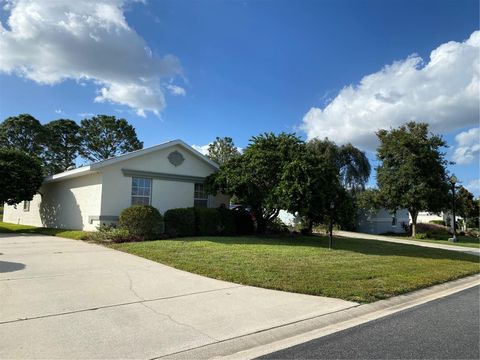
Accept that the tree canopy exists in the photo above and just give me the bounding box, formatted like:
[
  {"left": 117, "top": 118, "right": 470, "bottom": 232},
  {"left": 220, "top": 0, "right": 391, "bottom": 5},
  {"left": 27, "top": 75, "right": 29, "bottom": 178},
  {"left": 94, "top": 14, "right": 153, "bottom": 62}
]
[
  {"left": 0, "top": 114, "right": 45, "bottom": 157},
  {"left": 0, "top": 148, "right": 43, "bottom": 205},
  {"left": 207, "top": 136, "right": 240, "bottom": 165},
  {"left": 207, "top": 133, "right": 302, "bottom": 232},
  {"left": 376, "top": 122, "right": 450, "bottom": 236},
  {"left": 79, "top": 115, "right": 143, "bottom": 162},
  {"left": 307, "top": 138, "right": 371, "bottom": 191},
  {"left": 43, "top": 119, "right": 81, "bottom": 174},
  {"left": 455, "top": 186, "right": 478, "bottom": 229}
]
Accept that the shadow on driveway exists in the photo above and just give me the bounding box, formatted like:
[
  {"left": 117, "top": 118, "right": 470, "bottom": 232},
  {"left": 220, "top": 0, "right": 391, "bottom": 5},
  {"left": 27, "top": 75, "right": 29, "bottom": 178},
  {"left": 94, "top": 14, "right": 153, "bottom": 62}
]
[{"left": 0, "top": 260, "right": 25, "bottom": 273}]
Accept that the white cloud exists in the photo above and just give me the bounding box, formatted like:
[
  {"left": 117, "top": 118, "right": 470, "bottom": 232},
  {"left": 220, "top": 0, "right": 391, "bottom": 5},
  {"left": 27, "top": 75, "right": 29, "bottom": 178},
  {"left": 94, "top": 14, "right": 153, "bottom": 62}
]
[
  {"left": 54, "top": 109, "right": 66, "bottom": 116},
  {"left": 302, "top": 31, "right": 480, "bottom": 150},
  {"left": 466, "top": 179, "right": 480, "bottom": 197},
  {"left": 191, "top": 144, "right": 211, "bottom": 155},
  {"left": 452, "top": 127, "right": 480, "bottom": 165},
  {"left": 0, "top": 0, "right": 182, "bottom": 116},
  {"left": 166, "top": 84, "right": 186, "bottom": 96}
]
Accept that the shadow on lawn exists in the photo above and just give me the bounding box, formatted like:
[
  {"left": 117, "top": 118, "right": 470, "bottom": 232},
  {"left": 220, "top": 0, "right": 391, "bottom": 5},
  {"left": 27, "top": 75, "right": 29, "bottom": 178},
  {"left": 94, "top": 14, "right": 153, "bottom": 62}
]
[{"left": 166, "top": 235, "right": 480, "bottom": 263}]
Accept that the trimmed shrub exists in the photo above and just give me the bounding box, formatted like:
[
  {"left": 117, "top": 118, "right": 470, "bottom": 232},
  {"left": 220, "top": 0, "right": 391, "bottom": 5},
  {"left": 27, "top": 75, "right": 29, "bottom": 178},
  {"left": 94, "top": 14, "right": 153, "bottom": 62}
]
[
  {"left": 164, "top": 208, "right": 196, "bottom": 237},
  {"left": 195, "top": 208, "right": 221, "bottom": 236},
  {"left": 232, "top": 209, "right": 255, "bottom": 235},
  {"left": 217, "top": 207, "right": 236, "bottom": 235},
  {"left": 415, "top": 232, "right": 428, "bottom": 239},
  {"left": 416, "top": 223, "right": 450, "bottom": 236},
  {"left": 119, "top": 205, "right": 163, "bottom": 240},
  {"left": 89, "top": 225, "right": 141, "bottom": 243}
]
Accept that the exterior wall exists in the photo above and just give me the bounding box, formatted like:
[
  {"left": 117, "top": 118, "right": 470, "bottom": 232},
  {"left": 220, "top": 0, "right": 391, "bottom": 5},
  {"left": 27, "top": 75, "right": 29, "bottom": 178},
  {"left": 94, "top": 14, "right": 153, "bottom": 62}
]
[
  {"left": 3, "top": 173, "right": 102, "bottom": 231},
  {"left": 356, "top": 208, "right": 410, "bottom": 235},
  {"left": 99, "top": 144, "right": 220, "bottom": 218},
  {"left": 3, "top": 143, "right": 228, "bottom": 231},
  {"left": 416, "top": 212, "right": 444, "bottom": 224}
]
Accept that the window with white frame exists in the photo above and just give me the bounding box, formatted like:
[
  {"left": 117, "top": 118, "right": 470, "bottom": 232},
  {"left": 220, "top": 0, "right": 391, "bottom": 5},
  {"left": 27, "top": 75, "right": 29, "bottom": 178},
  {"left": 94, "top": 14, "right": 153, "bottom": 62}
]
[
  {"left": 194, "top": 183, "right": 208, "bottom": 208},
  {"left": 23, "top": 200, "right": 30, "bottom": 212},
  {"left": 131, "top": 177, "right": 152, "bottom": 205}
]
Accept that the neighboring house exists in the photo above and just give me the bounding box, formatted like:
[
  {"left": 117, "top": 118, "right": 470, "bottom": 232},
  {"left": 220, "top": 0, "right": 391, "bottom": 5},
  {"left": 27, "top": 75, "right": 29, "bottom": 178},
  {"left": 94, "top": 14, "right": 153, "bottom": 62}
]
[
  {"left": 415, "top": 211, "right": 444, "bottom": 224},
  {"left": 356, "top": 208, "right": 410, "bottom": 235},
  {"left": 3, "top": 140, "right": 229, "bottom": 231}
]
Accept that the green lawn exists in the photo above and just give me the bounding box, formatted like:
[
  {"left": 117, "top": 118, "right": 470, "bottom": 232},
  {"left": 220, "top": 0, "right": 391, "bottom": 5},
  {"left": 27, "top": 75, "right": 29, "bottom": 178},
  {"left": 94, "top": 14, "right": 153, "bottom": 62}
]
[
  {"left": 384, "top": 233, "right": 480, "bottom": 249},
  {"left": 0, "top": 221, "right": 91, "bottom": 240},
  {"left": 111, "top": 235, "right": 480, "bottom": 303}
]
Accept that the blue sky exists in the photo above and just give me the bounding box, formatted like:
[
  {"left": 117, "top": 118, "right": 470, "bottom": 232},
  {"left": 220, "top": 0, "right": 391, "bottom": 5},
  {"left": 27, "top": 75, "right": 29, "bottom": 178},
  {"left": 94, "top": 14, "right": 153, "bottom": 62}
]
[{"left": 0, "top": 0, "right": 478, "bottom": 194}]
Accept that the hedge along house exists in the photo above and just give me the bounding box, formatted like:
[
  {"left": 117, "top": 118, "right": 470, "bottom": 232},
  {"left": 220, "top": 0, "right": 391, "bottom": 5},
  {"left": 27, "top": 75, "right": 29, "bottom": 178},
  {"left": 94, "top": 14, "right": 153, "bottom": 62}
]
[{"left": 3, "top": 140, "right": 229, "bottom": 231}]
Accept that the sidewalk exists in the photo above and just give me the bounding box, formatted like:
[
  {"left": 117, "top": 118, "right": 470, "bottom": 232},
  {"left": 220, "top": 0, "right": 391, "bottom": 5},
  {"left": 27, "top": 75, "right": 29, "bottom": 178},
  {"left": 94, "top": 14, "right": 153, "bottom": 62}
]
[{"left": 334, "top": 230, "right": 480, "bottom": 256}]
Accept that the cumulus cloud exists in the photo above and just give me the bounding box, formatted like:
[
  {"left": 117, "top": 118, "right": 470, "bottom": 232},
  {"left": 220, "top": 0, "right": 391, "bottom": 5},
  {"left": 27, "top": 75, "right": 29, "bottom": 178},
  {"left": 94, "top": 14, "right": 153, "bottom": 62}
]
[
  {"left": 302, "top": 31, "right": 480, "bottom": 150},
  {"left": 452, "top": 127, "right": 480, "bottom": 165},
  {"left": 166, "top": 84, "right": 186, "bottom": 96},
  {"left": 191, "top": 144, "right": 211, "bottom": 155},
  {"left": 466, "top": 179, "right": 480, "bottom": 196},
  {"left": 0, "top": 0, "right": 183, "bottom": 116}
]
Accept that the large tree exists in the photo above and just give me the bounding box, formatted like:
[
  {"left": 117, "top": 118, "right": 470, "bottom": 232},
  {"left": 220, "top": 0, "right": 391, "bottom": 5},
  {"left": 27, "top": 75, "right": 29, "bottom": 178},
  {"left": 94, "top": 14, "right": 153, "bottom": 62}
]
[
  {"left": 376, "top": 122, "right": 450, "bottom": 237},
  {"left": 43, "top": 119, "right": 81, "bottom": 174},
  {"left": 207, "top": 136, "right": 240, "bottom": 165},
  {"left": 0, "top": 148, "right": 43, "bottom": 205},
  {"left": 79, "top": 115, "right": 143, "bottom": 162},
  {"left": 307, "top": 139, "right": 371, "bottom": 191},
  {"left": 206, "top": 133, "right": 304, "bottom": 233},
  {"left": 455, "top": 186, "right": 477, "bottom": 230},
  {"left": 0, "top": 114, "right": 45, "bottom": 157}
]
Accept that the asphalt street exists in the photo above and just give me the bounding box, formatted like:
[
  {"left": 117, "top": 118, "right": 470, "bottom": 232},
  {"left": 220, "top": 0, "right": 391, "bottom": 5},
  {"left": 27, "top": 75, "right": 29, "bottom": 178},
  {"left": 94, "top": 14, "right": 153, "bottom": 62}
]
[{"left": 259, "top": 285, "right": 480, "bottom": 360}]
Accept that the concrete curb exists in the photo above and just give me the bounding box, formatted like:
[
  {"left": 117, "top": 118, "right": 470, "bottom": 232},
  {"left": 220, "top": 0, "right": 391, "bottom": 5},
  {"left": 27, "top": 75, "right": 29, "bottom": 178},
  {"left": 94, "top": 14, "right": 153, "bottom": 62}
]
[{"left": 159, "top": 274, "right": 480, "bottom": 360}]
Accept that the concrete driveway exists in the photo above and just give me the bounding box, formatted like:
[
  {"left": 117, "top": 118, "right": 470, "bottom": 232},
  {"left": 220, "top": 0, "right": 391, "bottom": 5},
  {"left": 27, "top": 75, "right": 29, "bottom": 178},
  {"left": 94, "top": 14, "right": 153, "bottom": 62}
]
[{"left": 0, "top": 233, "right": 356, "bottom": 359}]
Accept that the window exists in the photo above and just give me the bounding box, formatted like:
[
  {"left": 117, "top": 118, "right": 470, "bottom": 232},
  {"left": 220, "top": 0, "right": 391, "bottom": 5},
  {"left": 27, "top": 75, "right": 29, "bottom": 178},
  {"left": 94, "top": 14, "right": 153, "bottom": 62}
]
[
  {"left": 392, "top": 215, "right": 397, "bottom": 226},
  {"left": 194, "top": 183, "right": 208, "bottom": 208},
  {"left": 23, "top": 200, "right": 30, "bottom": 212},
  {"left": 131, "top": 177, "right": 152, "bottom": 205}
]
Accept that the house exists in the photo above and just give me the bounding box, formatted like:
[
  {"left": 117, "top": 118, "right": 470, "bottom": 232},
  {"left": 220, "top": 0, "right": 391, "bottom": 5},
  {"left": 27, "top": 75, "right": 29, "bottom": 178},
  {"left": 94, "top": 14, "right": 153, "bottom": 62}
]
[
  {"left": 3, "top": 140, "right": 229, "bottom": 231},
  {"left": 356, "top": 208, "right": 410, "bottom": 235}
]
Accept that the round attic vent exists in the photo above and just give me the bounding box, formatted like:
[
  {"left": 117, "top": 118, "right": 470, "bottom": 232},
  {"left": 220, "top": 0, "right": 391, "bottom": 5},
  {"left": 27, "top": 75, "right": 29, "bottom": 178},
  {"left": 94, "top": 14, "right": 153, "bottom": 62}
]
[{"left": 168, "top": 150, "right": 185, "bottom": 166}]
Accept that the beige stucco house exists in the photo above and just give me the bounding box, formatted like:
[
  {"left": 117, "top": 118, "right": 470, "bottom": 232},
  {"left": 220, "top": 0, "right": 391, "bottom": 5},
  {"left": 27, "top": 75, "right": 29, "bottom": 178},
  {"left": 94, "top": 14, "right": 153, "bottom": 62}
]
[{"left": 3, "top": 140, "right": 229, "bottom": 231}]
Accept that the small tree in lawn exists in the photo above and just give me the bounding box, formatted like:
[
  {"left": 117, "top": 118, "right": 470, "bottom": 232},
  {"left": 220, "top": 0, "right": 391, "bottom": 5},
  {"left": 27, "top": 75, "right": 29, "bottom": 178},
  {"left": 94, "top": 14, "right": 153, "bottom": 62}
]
[
  {"left": 0, "top": 148, "right": 43, "bottom": 205},
  {"left": 455, "top": 186, "right": 477, "bottom": 230},
  {"left": 206, "top": 133, "right": 304, "bottom": 233},
  {"left": 43, "top": 119, "right": 81, "bottom": 174},
  {"left": 376, "top": 122, "right": 450, "bottom": 237},
  {"left": 79, "top": 115, "right": 143, "bottom": 162},
  {"left": 307, "top": 138, "right": 371, "bottom": 192},
  {"left": 207, "top": 136, "right": 240, "bottom": 165}
]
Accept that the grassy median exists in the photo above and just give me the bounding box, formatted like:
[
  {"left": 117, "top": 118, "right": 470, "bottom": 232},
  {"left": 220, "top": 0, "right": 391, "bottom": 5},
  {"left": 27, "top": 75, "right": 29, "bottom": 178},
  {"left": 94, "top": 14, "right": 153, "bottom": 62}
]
[{"left": 110, "top": 235, "right": 480, "bottom": 303}]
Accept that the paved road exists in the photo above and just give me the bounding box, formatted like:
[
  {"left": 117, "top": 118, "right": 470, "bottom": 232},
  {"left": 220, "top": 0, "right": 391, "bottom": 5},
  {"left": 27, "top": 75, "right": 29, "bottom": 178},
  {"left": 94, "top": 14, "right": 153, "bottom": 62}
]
[
  {"left": 0, "top": 233, "right": 356, "bottom": 359},
  {"left": 335, "top": 230, "right": 480, "bottom": 256},
  {"left": 259, "top": 285, "right": 480, "bottom": 360}
]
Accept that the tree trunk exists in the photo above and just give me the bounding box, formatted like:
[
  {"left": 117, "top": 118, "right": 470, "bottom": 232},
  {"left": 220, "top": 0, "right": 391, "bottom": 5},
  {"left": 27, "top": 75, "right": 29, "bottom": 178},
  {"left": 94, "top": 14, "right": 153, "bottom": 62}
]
[{"left": 410, "top": 210, "right": 418, "bottom": 237}]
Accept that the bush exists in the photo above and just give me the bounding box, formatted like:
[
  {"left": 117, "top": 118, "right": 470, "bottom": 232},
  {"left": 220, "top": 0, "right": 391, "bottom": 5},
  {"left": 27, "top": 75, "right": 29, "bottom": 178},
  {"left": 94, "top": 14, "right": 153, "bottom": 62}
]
[
  {"left": 88, "top": 225, "right": 141, "bottom": 243},
  {"left": 195, "top": 208, "right": 221, "bottom": 236},
  {"left": 267, "top": 218, "right": 290, "bottom": 234},
  {"left": 429, "top": 220, "right": 445, "bottom": 226},
  {"left": 119, "top": 205, "right": 163, "bottom": 240},
  {"left": 415, "top": 232, "right": 428, "bottom": 239},
  {"left": 217, "top": 207, "right": 236, "bottom": 235},
  {"left": 416, "top": 223, "right": 450, "bottom": 236},
  {"left": 232, "top": 209, "right": 255, "bottom": 235},
  {"left": 164, "top": 208, "right": 196, "bottom": 237}
]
